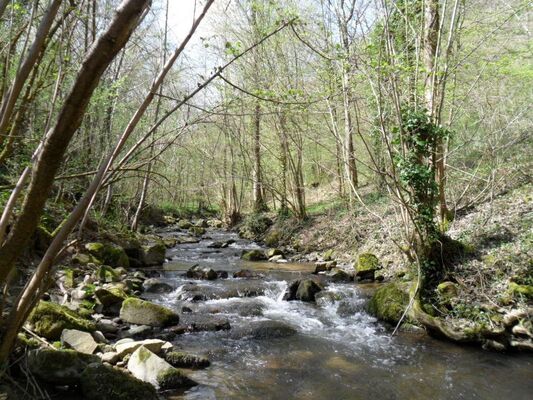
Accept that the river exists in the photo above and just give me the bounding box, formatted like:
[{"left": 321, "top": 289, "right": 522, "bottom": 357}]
[{"left": 147, "top": 229, "right": 533, "bottom": 400}]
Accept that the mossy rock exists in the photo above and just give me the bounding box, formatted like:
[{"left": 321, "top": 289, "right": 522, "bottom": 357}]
[
  {"left": 509, "top": 282, "right": 533, "bottom": 299},
  {"left": 156, "top": 368, "right": 197, "bottom": 391},
  {"left": 120, "top": 298, "right": 179, "bottom": 327},
  {"left": 27, "top": 348, "right": 100, "bottom": 385},
  {"left": 95, "top": 265, "right": 120, "bottom": 283},
  {"left": 266, "top": 248, "right": 284, "bottom": 258},
  {"left": 189, "top": 226, "right": 206, "bottom": 236},
  {"left": 85, "top": 242, "right": 129, "bottom": 268},
  {"left": 143, "top": 242, "right": 166, "bottom": 266},
  {"left": 16, "top": 333, "right": 40, "bottom": 350},
  {"left": 241, "top": 249, "right": 267, "bottom": 261},
  {"left": 81, "top": 362, "right": 156, "bottom": 400},
  {"left": 367, "top": 282, "right": 409, "bottom": 325},
  {"left": 95, "top": 287, "right": 128, "bottom": 307},
  {"left": 28, "top": 301, "right": 96, "bottom": 340},
  {"left": 178, "top": 219, "right": 192, "bottom": 229},
  {"left": 355, "top": 253, "right": 380, "bottom": 281},
  {"left": 63, "top": 268, "right": 75, "bottom": 288}
]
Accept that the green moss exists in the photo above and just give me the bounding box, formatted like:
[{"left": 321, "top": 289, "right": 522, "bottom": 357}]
[
  {"left": 96, "top": 265, "right": 119, "bottom": 283},
  {"left": 28, "top": 301, "right": 96, "bottom": 340},
  {"left": 16, "top": 333, "right": 40, "bottom": 349},
  {"left": 81, "top": 362, "right": 156, "bottom": 400},
  {"left": 509, "top": 282, "right": 533, "bottom": 299},
  {"left": 367, "top": 282, "right": 409, "bottom": 324},
  {"left": 357, "top": 253, "right": 380, "bottom": 272},
  {"left": 264, "top": 230, "right": 281, "bottom": 247},
  {"left": 437, "top": 281, "right": 458, "bottom": 299},
  {"left": 95, "top": 287, "right": 128, "bottom": 307}
]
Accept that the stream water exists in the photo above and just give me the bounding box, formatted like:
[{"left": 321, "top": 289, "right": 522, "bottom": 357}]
[{"left": 150, "top": 229, "right": 532, "bottom": 400}]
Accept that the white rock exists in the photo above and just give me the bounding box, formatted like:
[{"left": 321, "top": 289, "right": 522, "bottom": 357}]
[
  {"left": 127, "top": 346, "right": 174, "bottom": 388},
  {"left": 100, "top": 351, "right": 120, "bottom": 364},
  {"left": 61, "top": 329, "right": 98, "bottom": 354}
]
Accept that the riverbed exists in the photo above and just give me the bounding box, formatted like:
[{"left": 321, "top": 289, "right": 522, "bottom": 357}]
[{"left": 149, "top": 229, "right": 533, "bottom": 400}]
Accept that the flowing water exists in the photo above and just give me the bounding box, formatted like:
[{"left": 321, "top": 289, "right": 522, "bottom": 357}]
[{"left": 150, "top": 229, "right": 532, "bottom": 400}]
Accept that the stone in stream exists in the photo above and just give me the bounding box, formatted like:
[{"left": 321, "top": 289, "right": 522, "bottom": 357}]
[
  {"left": 179, "top": 313, "right": 231, "bottom": 332},
  {"left": 176, "top": 282, "right": 266, "bottom": 302},
  {"left": 142, "top": 242, "right": 166, "bottom": 266},
  {"left": 241, "top": 249, "right": 268, "bottom": 261},
  {"left": 164, "top": 351, "right": 210, "bottom": 369},
  {"left": 26, "top": 348, "right": 100, "bottom": 385},
  {"left": 354, "top": 253, "right": 380, "bottom": 281},
  {"left": 85, "top": 242, "right": 129, "bottom": 268},
  {"left": 81, "top": 362, "right": 157, "bottom": 400},
  {"left": 94, "top": 287, "right": 128, "bottom": 315},
  {"left": 118, "top": 324, "right": 154, "bottom": 340},
  {"left": 127, "top": 346, "right": 197, "bottom": 390},
  {"left": 230, "top": 320, "right": 297, "bottom": 340},
  {"left": 233, "top": 269, "right": 263, "bottom": 279},
  {"left": 61, "top": 329, "right": 99, "bottom": 354},
  {"left": 284, "top": 279, "right": 323, "bottom": 302},
  {"left": 119, "top": 298, "right": 179, "bottom": 327},
  {"left": 327, "top": 268, "right": 353, "bottom": 283},
  {"left": 142, "top": 278, "right": 174, "bottom": 293},
  {"left": 186, "top": 265, "right": 218, "bottom": 280},
  {"left": 178, "top": 219, "right": 192, "bottom": 229}
]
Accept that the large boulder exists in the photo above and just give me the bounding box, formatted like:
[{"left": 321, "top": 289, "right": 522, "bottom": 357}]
[
  {"left": 85, "top": 242, "right": 129, "bottom": 268},
  {"left": 143, "top": 242, "right": 166, "bottom": 266},
  {"left": 177, "top": 219, "right": 192, "bottom": 229},
  {"left": 230, "top": 320, "right": 297, "bottom": 340},
  {"left": 367, "top": 282, "right": 409, "bottom": 324},
  {"left": 28, "top": 301, "right": 96, "bottom": 340},
  {"left": 120, "top": 298, "right": 179, "bottom": 327},
  {"left": 241, "top": 249, "right": 267, "bottom": 261},
  {"left": 355, "top": 253, "right": 380, "bottom": 281},
  {"left": 81, "top": 362, "right": 156, "bottom": 400},
  {"left": 27, "top": 349, "right": 99, "bottom": 385},
  {"left": 328, "top": 268, "right": 353, "bottom": 283},
  {"left": 61, "top": 329, "right": 99, "bottom": 354},
  {"left": 127, "top": 346, "right": 196, "bottom": 390}
]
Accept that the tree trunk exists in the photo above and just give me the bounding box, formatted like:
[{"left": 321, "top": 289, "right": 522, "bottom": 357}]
[
  {"left": 424, "top": 0, "right": 449, "bottom": 224},
  {"left": 0, "top": 0, "right": 153, "bottom": 366},
  {"left": 0, "top": 0, "right": 151, "bottom": 286},
  {"left": 252, "top": 101, "right": 267, "bottom": 212}
]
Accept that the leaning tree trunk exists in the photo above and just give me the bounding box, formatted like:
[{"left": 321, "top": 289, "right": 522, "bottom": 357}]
[{"left": 0, "top": 0, "right": 152, "bottom": 365}]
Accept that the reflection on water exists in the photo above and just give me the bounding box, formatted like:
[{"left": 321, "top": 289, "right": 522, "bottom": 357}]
[{"left": 158, "top": 230, "right": 533, "bottom": 400}]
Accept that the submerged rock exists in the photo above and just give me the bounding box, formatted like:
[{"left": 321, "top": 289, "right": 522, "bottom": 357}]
[
  {"left": 120, "top": 298, "right": 179, "bottom": 327},
  {"left": 27, "top": 348, "right": 99, "bottom": 385},
  {"left": 28, "top": 301, "right": 96, "bottom": 340},
  {"left": 179, "top": 313, "right": 231, "bottom": 332},
  {"left": 81, "top": 362, "right": 156, "bottom": 400},
  {"left": 230, "top": 320, "right": 297, "bottom": 340},
  {"left": 233, "top": 269, "right": 263, "bottom": 279}
]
